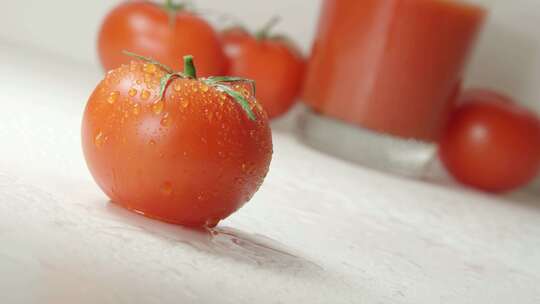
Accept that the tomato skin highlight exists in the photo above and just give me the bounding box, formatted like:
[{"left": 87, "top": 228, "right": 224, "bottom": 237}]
[
  {"left": 439, "top": 96, "right": 540, "bottom": 193},
  {"left": 222, "top": 29, "right": 305, "bottom": 119},
  {"left": 82, "top": 61, "right": 272, "bottom": 227},
  {"left": 222, "top": 27, "right": 252, "bottom": 58},
  {"left": 98, "top": 1, "right": 227, "bottom": 76}
]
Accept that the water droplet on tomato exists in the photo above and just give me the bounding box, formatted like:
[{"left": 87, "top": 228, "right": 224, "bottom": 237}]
[
  {"left": 201, "top": 84, "right": 209, "bottom": 92},
  {"left": 192, "top": 86, "right": 198, "bottom": 93},
  {"left": 132, "top": 103, "right": 140, "bottom": 115},
  {"left": 128, "top": 88, "right": 137, "bottom": 97},
  {"left": 242, "top": 88, "right": 250, "bottom": 98},
  {"left": 94, "top": 131, "right": 105, "bottom": 147},
  {"left": 107, "top": 91, "right": 120, "bottom": 104},
  {"left": 149, "top": 140, "right": 156, "bottom": 146},
  {"left": 143, "top": 63, "right": 157, "bottom": 74},
  {"left": 141, "top": 90, "right": 151, "bottom": 100},
  {"left": 244, "top": 162, "right": 256, "bottom": 175},
  {"left": 161, "top": 182, "right": 173, "bottom": 195},
  {"left": 197, "top": 194, "right": 205, "bottom": 201},
  {"left": 160, "top": 113, "right": 172, "bottom": 127},
  {"left": 205, "top": 218, "right": 220, "bottom": 228},
  {"left": 136, "top": 79, "right": 142, "bottom": 85},
  {"left": 180, "top": 98, "right": 190, "bottom": 108},
  {"left": 152, "top": 100, "right": 164, "bottom": 114},
  {"left": 174, "top": 82, "right": 182, "bottom": 92},
  {"left": 143, "top": 73, "right": 152, "bottom": 84}
]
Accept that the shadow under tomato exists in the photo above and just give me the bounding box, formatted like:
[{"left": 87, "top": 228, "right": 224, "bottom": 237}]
[{"left": 104, "top": 202, "right": 321, "bottom": 274}]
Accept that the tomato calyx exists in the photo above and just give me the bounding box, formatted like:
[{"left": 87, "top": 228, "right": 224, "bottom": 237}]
[
  {"left": 163, "top": 0, "right": 188, "bottom": 13},
  {"left": 240, "top": 16, "right": 298, "bottom": 48},
  {"left": 123, "top": 51, "right": 257, "bottom": 120},
  {"left": 254, "top": 16, "right": 281, "bottom": 40},
  {"left": 162, "top": 0, "right": 194, "bottom": 27},
  {"left": 222, "top": 25, "right": 250, "bottom": 36}
]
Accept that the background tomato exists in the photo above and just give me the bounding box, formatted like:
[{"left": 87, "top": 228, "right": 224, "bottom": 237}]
[
  {"left": 222, "top": 19, "right": 305, "bottom": 119},
  {"left": 98, "top": 1, "right": 227, "bottom": 76},
  {"left": 439, "top": 91, "right": 540, "bottom": 192},
  {"left": 82, "top": 57, "right": 272, "bottom": 227},
  {"left": 222, "top": 27, "right": 251, "bottom": 58}
]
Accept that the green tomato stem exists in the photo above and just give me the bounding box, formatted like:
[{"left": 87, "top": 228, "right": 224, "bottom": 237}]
[
  {"left": 164, "top": 0, "right": 186, "bottom": 12},
  {"left": 123, "top": 51, "right": 255, "bottom": 120},
  {"left": 183, "top": 56, "right": 197, "bottom": 79},
  {"left": 255, "top": 16, "right": 281, "bottom": 40}
]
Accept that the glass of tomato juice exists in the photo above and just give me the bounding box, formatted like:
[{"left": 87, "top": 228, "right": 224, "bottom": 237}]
[{"left": 301, "top": 0, "right": 487, "bottom": 176}]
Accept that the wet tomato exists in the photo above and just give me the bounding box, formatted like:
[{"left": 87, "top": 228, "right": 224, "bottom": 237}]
[
  {"left": 82, "top": 54, "right": 273, "bottom": 227},
  {"left": 222, "top": 18, "right": 305, "bottom": 119},
  {"left": 98, "top": 1, "right": 227, "bottom": 76},
  {"left": 439, "top": 91, "right": 540, "bottom": 193}
]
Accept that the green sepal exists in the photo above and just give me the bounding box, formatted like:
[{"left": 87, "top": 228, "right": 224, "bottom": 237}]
[
  {"left": 123, "top": 51, "right": 257, "bottom": 121},
  {"left": 205, "top": 76, "right": 256, "bottom": 95},
  {"left": 213, "top": 83, "right": 256, "bottom": 121}
]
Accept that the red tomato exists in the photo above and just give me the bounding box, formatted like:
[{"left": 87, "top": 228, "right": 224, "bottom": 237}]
[
  {"left": 82, "top": 55, "right": 272, "bottom": 227},
  {"left": 222, "top": 20, "right": 305, "bottom": 119},
  {"left": 222, "top": 27, "right": 252, "bottom": 58},
  {"left": 98, "top": 1, "right": 227, "bottom": 76},
  {"left": 439, "top": 94, "right": 540, "bottom": 193}
]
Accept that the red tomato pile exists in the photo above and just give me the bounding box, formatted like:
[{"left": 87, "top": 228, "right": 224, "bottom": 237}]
[
  {"left": 98, "top": 2, "right": 305, "bottom": 119},
  {"left": 92, "top": 1, "right": 538, "bottom": 220},
  {"left": 91, "top": 0, "right": 307, "bottom": 228},
  {"left": 439, "top": 89, "right": 540, "bottom": 193}
]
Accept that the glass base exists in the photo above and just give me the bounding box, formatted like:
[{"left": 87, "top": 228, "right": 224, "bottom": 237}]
[
  {"left": 297, "top": 109, "right": 437, "bottom": 178},
  {"left": 524, "top": 176, "right": 540, "bottom": 196}
]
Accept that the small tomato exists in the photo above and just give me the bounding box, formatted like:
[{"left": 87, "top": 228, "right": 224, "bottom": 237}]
[
  {"left": 222, "top": 18, "right": 305, "bottom": 119},
  {"left": 440, "top": 92, "right": 540, "bottom": 193}
]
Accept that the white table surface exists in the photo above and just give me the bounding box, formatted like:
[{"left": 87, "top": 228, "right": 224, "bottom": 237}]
[{"left": 1, "top": 40, "right": 540, "bottom": 303}]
